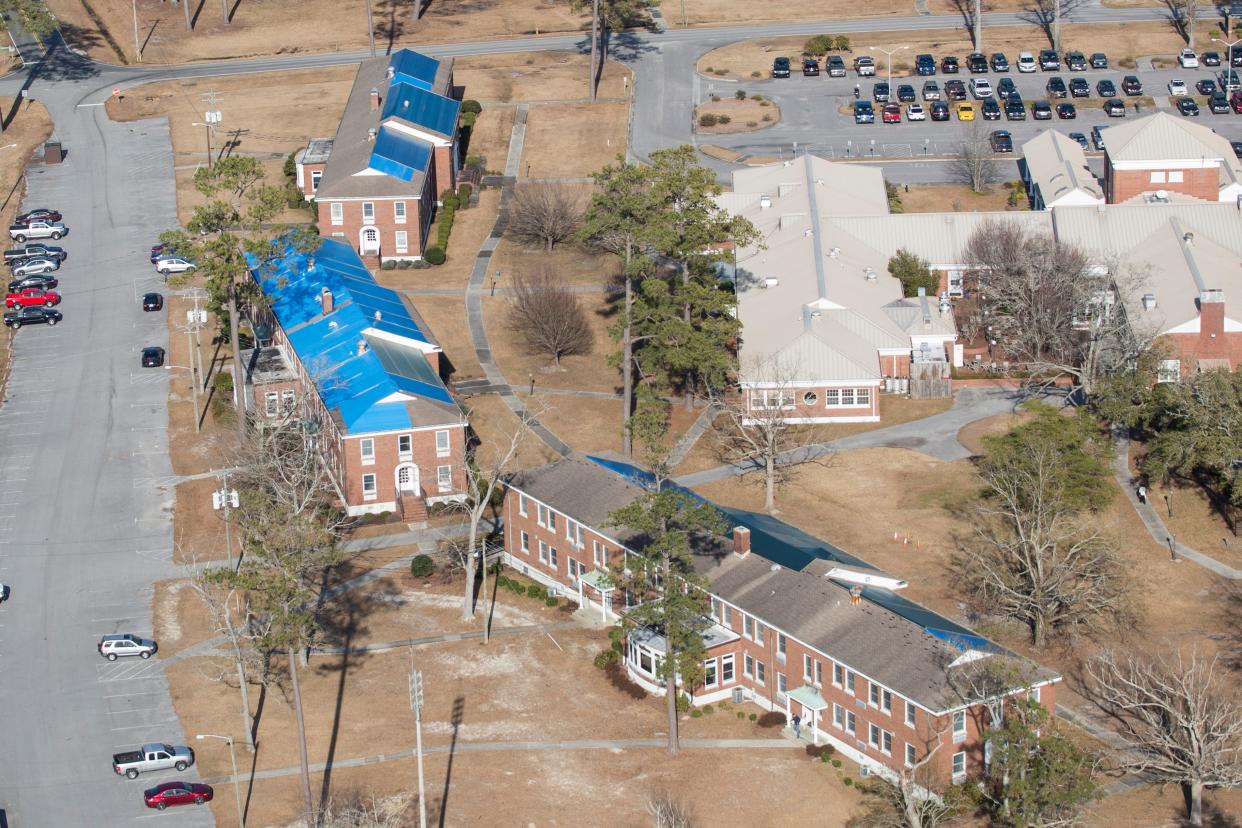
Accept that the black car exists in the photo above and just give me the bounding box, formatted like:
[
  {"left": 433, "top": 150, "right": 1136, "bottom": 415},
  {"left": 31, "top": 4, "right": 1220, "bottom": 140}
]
[
  {"left": 1068, "top": 132, "right": 1090, "bottom": 150},
  {"left": 4, "top": 306, "right": 61, "bottom": 328},
  {"left": 940, "top": 55, "right": 960, "bottom": 73},
  {"left": 141, "top": 346, "right": 165, "bottom": 368},
  {"left": 826, "top": 55, "right": 847, "bottom": 77},
  {"left": 991, "top": 52, "right": 1009, "bottom": 72},
  {"left": 1090, "top": 52, "right": 1109, "bottom": 69},
  {"left": 1056, "top": 102, "right": 1077, "bottom": 119},
  {"left": 1005, "top": 98, "right": 1027, "bottom": 120},
  {"left": 945, "top": 79, "right": 967, "bottom": 100},
  {"left": 997, "top": 77, "right": 1017, "bottom": 98},
  {"left": 1039, "top": 49, "right": 1060, "bottom": 70},
  {"left": 1046, "top": 76, "right": 1068, "bottom": 98},
  {"left": 772, "top": 57, "right": 791, "bottom": 78},
  {"left": 1177, "top": 96, "right": 1201, "bottom": 116},
  {"left": 1233, "top": 50, "right": 1242, "bottom": 67},
  {"left": 873, "top": 82, "right": 890, "bottom": 102},
  {"left": 1203, "top": 51, "right": 1222, "bottom": 67},
  {"left": 854, "top": 100, "right": 875, "bottom": 124},
  {"left": 1232, "top": 140, "right": 1242, "bottom": 158},
  {"left": 1197, "top": 78, "right": 1218, "bottom": 96},
  {"left": 1032, "top": 100, "right": 1053, "bottom": 119},
  {"left": 1069, "top": 77, "right": 1090, "bottom": 98},
  {"left": 3, "top": 243, "right": 66, "bottom": 264},
  {"left": 967, "top": 52, "right": 988, "bottom": 73},
  {"left": 8, "top": 274, "right": 57, "bottom": 292},
  {"left": 1096, "top": 79, "right": 1117, "bottom": 97},
  {"left": 142, "top": 292, "right": 164, "bottom": 312},
  {"left": 1065, "top": 51, "right": 1087, "bottom": 71},
  {"left": 989, "top": 130, "right": 1014, "bottom": 153},
  {"left": 915, "top": 54, "right": 936, "bottom": 76},
  {"left": 1210, "top": 93, "right": 1231, "bottom": 114},
  {"left": 1122, "top": 75, "right": 1143, "bottom": 95},
  {"left": 1103, "top": 99, "right": 1127, "bottom": 117},
  {"left": 802, "top": 58, "right": 820, "bottom": 76},
  {"left": 930, "top": 100, "right": 951, "bottom": 121},
  {"left": 981, "top": 97, "right": 1002, "bottom": 120},
  {"left": 1092, "top": 125, "right": 1108, "bottom": 149},
  {"left": 894, "top": 84, "right": 914, "bottom": 102}
]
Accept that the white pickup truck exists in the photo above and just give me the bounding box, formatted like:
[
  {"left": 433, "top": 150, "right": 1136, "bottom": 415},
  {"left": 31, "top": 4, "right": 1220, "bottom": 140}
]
[
  {"left": 112, "top": 743, "right": 195, "bottom": 779},
  {"left": 9, "top": 221, "right": 65, "bottom": 242}
]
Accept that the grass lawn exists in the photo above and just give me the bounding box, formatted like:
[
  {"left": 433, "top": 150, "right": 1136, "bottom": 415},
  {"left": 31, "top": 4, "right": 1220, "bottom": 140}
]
[
  {"left": 483, "top": 288, "right": 617, "bottom": 394},
  {"left": 673, "top": 0, "right": 1026, "bottom": 27},
  {"left": 377, "top": 188, "right": 503, "bottom": 294},
  {"left": 490, "top": 235, "right": 621, "bottom": 287},
  {"left": 406, "top": 294, "right": 483, "bottom": 381},
  {"left": 519, "top": 103, "right": 629, "bottom": 179},
  {"left": 464, "top": 392, "right": 560, "bottom": 469},
  {"left": 898, "top": 183, "right": 1025, "bottom": 214},
  {"left": 462, "top": 106, "right": 515, "bottom": 175},
  {"left": 454, "top": 51, "right": 632, "bottom": 103},
  {"left": 696, "top": 97, "right": 782, "bottom": 134}
]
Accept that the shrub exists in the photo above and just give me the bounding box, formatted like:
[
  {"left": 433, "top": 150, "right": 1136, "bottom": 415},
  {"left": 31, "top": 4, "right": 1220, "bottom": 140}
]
[
  {"left": 593, "top": 650, "right": 618, "bottom": 669},
  {"left": 698, "top": 113, "right": 718, "bottom": 128},
  {"left": 465, "top": 154, "right": 485, "bottom": 171},
  {"left": 544, "top": 595, "right": 559, "bottom": 607},
  {"left": 748, "top": 713, "right": 758, "bottom": 722},
  {"left": 704, "top": 65, "right": 714, "bottom": 73},
  {"left": 820, "top": 752, "right": 831, "bottom": 763},
  {"left": 424, "top": 246, "right": 446, "bottom": 265},
  {"left": 737, "top": 711, "right": 745, "bottom": 719},
  {"left": 761, "top": 114, "right": 772, "bottom": 122},
  {"left": 495, "top": 575, "right": 510, "bottom": 589},
  {"left": 380, "top": 260, "right": 396, "bottom": 270},
  {"left": 759, "top": 100, "right": 771, "bottom": 107},
  {"left": 690, "top": 708, "right": 703, "bottom": 718},
  {"left": 703, "top": 705, "right": 714, "bottom": 714},
  {"left": 710, "top": 94, "right": 721, "bottom": 102},
  {"left": 526, "top": 583, "right": 545, "bottom": 600},
  {"left": 716, "top": 114, "right": 731, "bottom": 125},
  {"left": 440, "top": 190, "right": 460, "bottom": 211},
  {"left": 831, "top": 758, "right": 842, "bottom": 768},
  {"left": 461, "top": 99, "right": 483, "bottom": 115},
  {"left": 804, "top": 34, "right": 835, "bottom": 55},
  {"left": 750, "top": 70, "right": 761, "bottom": 78},
  {"left": 843, "top": 777, "right": 854, "bottom": 787},
  {"left": 675, "top": 694, "right": 691, "bottom": 713},
  {"left": 735, "top": 89, "right": 747, "bottom": 100},
  {"left": 212, "top": 371, "right": 233, "bottom": 399},
  {"left": 806, "top": 744, "right": 833, "bottom": 759},
  {"left": 410, "top": 555, "right": 435, "bottom": 578},
  {"left": 757, "top": 711, "right": 787, "bottom": 729},
  {"left": 457, "top": 182, "right": 473, "bottom": 206},
  {"left": 833, "top": 35, "right": 850, "bottom": 51},
  {"left": 747, "top": 121, "right": 757, "bottom": 127},
  {"left": 751, "top": 93, "right": 763, "bottom": 101},
  {"left": 714, "top": 68, "right": 727, "bottom": 75}
]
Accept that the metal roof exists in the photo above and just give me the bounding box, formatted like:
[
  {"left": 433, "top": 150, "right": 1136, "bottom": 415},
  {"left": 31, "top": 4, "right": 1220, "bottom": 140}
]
[
  {"left": 381, "top": 82, "right": 461, "bottom": 139},
  {"left": 250, "top": 238, "right": 459, "bottom": 435},
  {"left": 388, "top": 49, "right": 441, "bottom": 91},
  {"left": 368, "top": 125, "right": 433, "bottom": 182},
  {"left": 1020, "top": 129, "right": 1104, "bottom": 208}
]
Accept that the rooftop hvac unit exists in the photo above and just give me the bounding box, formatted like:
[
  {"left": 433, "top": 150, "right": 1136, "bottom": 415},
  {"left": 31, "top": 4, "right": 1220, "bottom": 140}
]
[{"left": 732, "top": 687, "right": 745, "bottom": 704}]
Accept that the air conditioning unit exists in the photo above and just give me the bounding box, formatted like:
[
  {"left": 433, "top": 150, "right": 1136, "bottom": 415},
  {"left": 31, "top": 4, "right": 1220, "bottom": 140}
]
[
  {"left": 732, "top": 687, "right": 745, "bottom": 704},
  {"left": 860, "top": 766, "right": 871, "bottom": 778}
]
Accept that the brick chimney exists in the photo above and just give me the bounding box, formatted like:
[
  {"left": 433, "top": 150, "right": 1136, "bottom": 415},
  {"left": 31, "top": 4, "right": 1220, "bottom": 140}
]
[
  {"left": 1200, "top": 289, "right": 1226, "bottom": 342},
  {"left": 369, "top": 87, "right": 380, "bottom": 111},
  {"left": 732, "top": 526, "right": 751, "bottom": 558},
  {"left": 320, "top": 286, "right": 333, "bottom": 316}
]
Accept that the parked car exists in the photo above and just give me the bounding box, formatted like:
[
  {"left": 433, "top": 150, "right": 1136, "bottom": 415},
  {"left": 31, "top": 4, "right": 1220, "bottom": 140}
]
[
  {"left": 1090, "top": 52, "right": 1110, "bottom": 69},
  {"left": 1032, "top": 100, "right": 1053, "bottom": 119},
  {"left": 981, "top": 97, "right": 1001, "bottom": 119},
  {"left": 11, "top": 257, "right": 58, "bottom": 277},
  {"left": 1056, "top": 102, "right": 1077, "bottom": 119},
  {"left": 989, "top": 130, "right": 1013, "bottom": 152},
  {"left": 1096, "top": 79, "right": 1117, "bottom": 97},
  {"left": 5, "top": 288, "right": 60, "bottom": 308},
  {"left": 1091, "top": 125, "right": 1109, "bottom": 149},
  {"left": 956, "top": 102, "right": 976, "bottom": 121},
  {"left": 1169, "top": 78, "right": 1189, "bottom": 96},
  {"left": 897, "top": 84, "right": 916, "bottom": 102},
  {"left": 1210, "top": 93, "right": 1231, "bottom": 114},
  {"left": 1122, "top": 75, "right": 1144, "bottom": 95},
  {"left": 997, "top": 77, "right": 1017, "bottom": 98},
  {"left": 1046, "top": 76, "right": 1068, "bottom": 98},
  {"left": 1180, "top": 48, "right": 1200, "bottom": 68},
  {"left": 945, "top": 79, "right": 967, "bottom": 100},
  {"left": 1039, "top": 49, "right": 1059, "bottom": 70},
  {"left": 1103, "top": 99, "right": 1127, "bottom": 117},
  {"left": 1232, "top": 91, "right": 1242, "bottom": 113},
  {"left": 141, "top": 346, "right": 166, "bottom": 368},
  {"left": 114, "top": 744, "right": 195, "bottom": 780},
  {"left": 991, "top": 52, "right": 1009, "bottom": 72},
  {"left": 1004, "top": 97, "right": 1027, "bottom": 119},
  {"left": 940, "top": 55, "right": 960, "bottom": 73},
  {"left": 1203, "top": 51, "right": 1222, "bottom": 67},
  {"left": 142, "top": 292, "right": 164, "bottom": 312},
  {"left": 3, "top": 243, "right": 65, "bottom": 264},
  {"left": 9, "top": 221, "right": 65, "bottom": 242},
  {"left": 1232, "top": 49, "right": 1242, "bottom": 67},
  {"left": 967, "top": 52, "right": 988, "bottom": 73},
  {"left": 1068, "top": 132, "right": 1089, "bottom": 150},
  {"left": 772, "top": 57, "right": 791, "bottom": 78},
  {"left": 0, "top": 583, "right": 8, "bottom": 602},
  {"left": 881, "top": 103, "right": 903, "bottom": 124},
  {"left": 1069, "top": 77, "right": 1090, "bottom": 98},
  {"left": 1017, "top": 51, "right": 1037, "bottom": 73},
  {"left": 855, "top": 56, "right": 876, "bottom": 76},
  {"left": 1232, "top": 140, "right": 1242, "bottom": 158},
  {"left": 970, "top": 78, "right": 993, "bottom": 99},
  {"left": 99, "top": 633, "right": 157, "bottom": 659},
  {"left": 873, "top": 82, "right": 890, "bottom": 102},
  {"left": 143, "top": 782, "right": 213, "bottom": 811},
  {"left": 8, "top": 274, "right": 57, "bottom": 292},
  {"left": 915, "top": 53, "right": 936, "bottom": 76},
  {"left": 826, "top": 55, "right": 847, "bottom": 77},
  {"left": 1224, "top": 69, "right": 1241, "bottom": 90},
  {"left": 1197, "top": 78, "right": 1218, "bottom": 96},
  {"left": 922, "top": 80, "right": 941, "bottom": 100},
  {"left": 12, "top": 209, "right": 61, "bottom": 226},
  {"left": 906, "top": 103, "right": 926, "bottom": 121},
  {"left": 154, "top": 257, "right": 195, "bottom": 275},
  {"left": 930, "top": 100, "right": 950, "bottom": 121},
  {"left": 802, "top": 58, "right": 819, "bottom": 76},
  {"left": 1177, "top": 96, "right": 1201, "bottom": 115},
  {"left": 1065, "top": 51, "right": 1087, "bottom": 71},
  {"left": 4, "top": 306, "right": 61, "bottom": 328}
]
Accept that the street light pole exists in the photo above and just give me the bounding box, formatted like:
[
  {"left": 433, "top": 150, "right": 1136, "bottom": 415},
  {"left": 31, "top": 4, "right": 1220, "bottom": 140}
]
[
  {"left": 196, "top": 734, "right": 243, "bottom": 828},
  {"left": 132, "top": 0, "right": 142, "bottom": 64},
  {"left": 869, "top": 45, "right": 909, "bottom": 92},
  {"left": 1213, "top": 37, "right": 1242, "bottom": 90}
]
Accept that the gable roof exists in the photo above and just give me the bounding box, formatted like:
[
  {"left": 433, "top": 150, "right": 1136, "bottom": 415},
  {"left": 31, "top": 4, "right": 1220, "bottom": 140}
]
[
  {"left": 1021, "top": 129, "right": 1105, "bottom": 207},
  {"left": 388, "top": 49, "right": 441, "bottom": 91},
  {"left": 1105, "top": 111, "right": 1232, "bottom": 163},
  {"left": 382, "top": 82, "right": 461, "bottom": 140},
  {"left": 250, "top": 238, "right": 463, "bottom": 434},
  {"left": 368, "top": 125, "right": 433, "bottom": 182}
]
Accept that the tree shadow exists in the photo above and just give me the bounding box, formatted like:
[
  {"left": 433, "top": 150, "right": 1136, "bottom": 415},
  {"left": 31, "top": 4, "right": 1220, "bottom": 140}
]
[
  {"left": 1161, "top": 0, "right": 1192, "bottom": 45},
  {"left": 230, "top": 0, "right": 244, "bottom": 24},
  {"left": 140, "top": 19, "right": 160, "bottom": 58},
  {"left": 21, "top": 27, "right": 102, "bottom": 84},
  {"left": 438, "top": 695, "right": 465, "bottom": 828},
  {"left": 191, "top": 0, "right": 208, "bottom": 30},
  {"left": 376, "top": 0, "right": 418, "bottom": 55},
  {"left": 1017, "top": 0, "right": 1089, "bottom": 48}
]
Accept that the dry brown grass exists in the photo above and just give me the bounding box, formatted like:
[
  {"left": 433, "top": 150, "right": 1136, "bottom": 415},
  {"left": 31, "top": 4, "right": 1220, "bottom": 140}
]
[
  {"left": 152, "top": 577, "right": 214, "bottom": 658},
  {"left": 519, "top": 103, "right": 629, "bottom": 178},
  {"left": 464, "top": 392, "right": 559, "bottom": 469},
  {"left": 672, "top": 0, "right": 1025, "bottom": 27},
  {"left": 483, "top": 289, "right": 617, "bottom": 394},
  {"left": 454, "top": 51, "right": 632, "bottom": 103},
  {"left": 463, "top": 106, "right": 515, "bottom": 174},
  {"left": 377, "top": 188, "right": 502, "bottom": 294},
  {"left": 405, "top": 294, "right": 482, "bottom": 381},
  {"left": 172, "top": 477, "right": 232, "bottom": 565},
  {"left": 490, "top": 236, "right": 620, "bottom": 287},
  {"left": 899, "top": 183, "right": 1025, "bottom": 214},
  {"left": 696, "top": 97, "right": 782, "bottom": 133}
]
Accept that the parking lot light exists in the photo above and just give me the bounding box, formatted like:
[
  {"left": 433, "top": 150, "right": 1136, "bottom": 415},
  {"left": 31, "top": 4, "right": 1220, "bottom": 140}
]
[
  {"left": 869, "top": 45, "right": 909, "bottom": 91},
  {"left": 1212, "top": 38, "right": 1242, "bottom": 90}
]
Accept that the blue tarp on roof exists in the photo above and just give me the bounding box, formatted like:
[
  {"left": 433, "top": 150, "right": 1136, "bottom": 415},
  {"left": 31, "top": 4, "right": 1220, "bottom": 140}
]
[
  {"left": 368, "top": 126, "right": 433, "bottom": 182},
  {"left": 388, "top": 49, "right": 440, "bottom": 91},
  {"left": 381, "top": 82, "right": 461, "bottom": 138},
  {"left": 249, "top": 238, "right": 455, "bottom": 434}
]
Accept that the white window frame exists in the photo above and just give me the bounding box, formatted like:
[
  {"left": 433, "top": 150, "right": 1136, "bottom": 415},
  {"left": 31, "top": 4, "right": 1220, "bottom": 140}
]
[
  {"left": 330, "top": 202, "right": 343, "bottom": 225},
  {"left": 1157, "top": 359, "right": 1181, "bottom": 384},
  {"left": 776, "top": 633, "right": 787, "bottom": 664},
  {"left": 869, "top": 723, "right": 880, "bottom": 748},
  {"left": 882, "top": 689, "right": 892, "bottom": 713},
  {"left": 833, "top": 663, "right": 843, "bottom": 688},
  {"left": 435, "top": 429, "right": 451, "bottom": 457},
  {"left": 815, "top": 660, "right": 823, "bottom": 687},
  {"left": 362, "top": 201, "right": 375, "bottom": 221},
  {"left": 518, "top": 495, "right": 528, "bottom": 517},
  {"left": 264, "top": 391, "right": 278, "bottom": 417},
  {"left": 744, "top": 653, "right": 754, "bottom": 678},
  {"left": 704, "top": 658, "right": 718, "bottom": 688},
  {"left": 804, "top": 654, "right": 814, "bottom": 683},
  {"left": 952, "top": 710, "right": 967, "bottom": 743},
  {"left": 846, "top": 710, "right": 856, "bottom": 735},
  {"left": 281, "top": 390, "right": 295, "bottom": 413},
  {"left": 398, "top": 434, "right": 412, "bottom": 460},
  {"left": 437, "top": 464, "right": 452, "bottom": 491},
  {"left": 754, "top": 622, "right": 763, "bottom": 646},
  {"left": 520, "top": 531, "right": 529, "bottom": 553},
  {"left": 905, "top": 742, "right": 917, "bottom": 767},
  {"left": 394, "top": 201, "right": 407, "bottom": 224},
  {"left": 1168, "top": 170, "right": 1185, "bottom": 183},
  {"left": 952, "top": 751, "right": 967, "bottom": 782},
  {"left": 362, "top": 473, "right": 377, "bottom": 501},
  {"left": 743, "top": 615, "right": 754, "bottom": 640},
  {"left": 360, "top": 437, "right": 375, "bottom": 465},
  {"left": 1030, "top": 686, "right": 1041, "bottom": 703},
  {"left": 846, "top": 671, "right": 855, "bottom": 695},
  {"left": 882, "top": 730, "right": 893, "bottom": 755},
  {"left": 905, "top": 701, "right": 917, "bottom": 728},
  {"left": 870, "top": 684, "right": 880, "bottom": 707},
  {"left": 1150, "top": 171, "right": 1167, "bottom": 184},
  {"left": 310, "top": 170, "right": 322, "bottom": 192},
  {"left": 592, "top": 540, "right": 607, "bottom": 568},
  {"left": 777, "top": 672, "right": 787, "bottom": 704},
  {"left": 394, "top": 231, "right": 409, "bottom": 254},
  {"left": 833, "top": 703, "right": 844, "bottom": 728},
  {"left": 721, "top": 654, "right": 735, "bottom": 684},
  {"left": 537, "top": 504, "right": 549, "bottom": 528},
  {"left": 755, "top": 660, "right": 766, "bottom": 685},
  {"left": 749, "top": 389, "right": 793, "bottom": 410},
  {"left": 548, "top": 545, "right": 558, "bottom": 568}
]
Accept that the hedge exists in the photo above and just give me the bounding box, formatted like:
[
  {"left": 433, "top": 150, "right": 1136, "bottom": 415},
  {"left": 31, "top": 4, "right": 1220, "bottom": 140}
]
[
  {"left": 410, "top": 555, "right": 435, "bottom": 578},
  {"left": 424, "top": 246, "right": 446, "bottom": 266}
]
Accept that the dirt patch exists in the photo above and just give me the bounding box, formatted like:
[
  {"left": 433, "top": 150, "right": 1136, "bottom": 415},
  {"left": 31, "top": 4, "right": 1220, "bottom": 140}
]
[
  {"left": 172, "top": 477, "right": 232, "bottom": 565},
  {"left": 700, "top": 144, "right": 747, "bottom": 163},
  {"left": 696, "top": 98, "right": 781, "bottom": 133},
  {"left": 519, "top": 103, "right": 629, "bottom": 178},
  {"left": 483, "top": 289, "right": 617, "bottom": 394},
  {"left": 898, "top": 183, "right": 1026, "bottom": 214},
  {"left": 153, "top": 577, "right": 217, "bottom": 657},
  {"left": 455, "top": 51, "right": 631, "bottom": 103}
]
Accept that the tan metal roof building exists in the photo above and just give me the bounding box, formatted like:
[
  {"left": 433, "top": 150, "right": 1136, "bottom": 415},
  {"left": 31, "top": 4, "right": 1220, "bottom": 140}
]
[{"left": 1019, "top": 130, "right": 1105, "bottom": 210}]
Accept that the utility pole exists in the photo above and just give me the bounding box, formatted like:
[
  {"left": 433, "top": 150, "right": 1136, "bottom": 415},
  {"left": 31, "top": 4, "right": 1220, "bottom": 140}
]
[
  {"left": 177, "top": 321, "right": 202, "bottom": 433},
  {"left": 409, "top": 661, "right": 428, "bottom": 828},
  {"left": 212, "top": 471, "right": 240, "bottom": 570},
  {"left": 182, "top": 0, "right": 192, "bottom": 31},
  {"left": 974, "top": 0, "right": 982, "bottom": 51},
  {"left": 366, "top": 0, "right": 376, "bottom": 58},
  {"left": 1053, "top": 0, "right": 1062, "bottom": 56},
  {"left": 132, "top": 0, "right": 142, "bottom": 63},
  {"left": 222, "top": 0, "right": 231, "bottom": 24},
  {"left": 195, "top": 735, "right": 243, "bottom": 828}
]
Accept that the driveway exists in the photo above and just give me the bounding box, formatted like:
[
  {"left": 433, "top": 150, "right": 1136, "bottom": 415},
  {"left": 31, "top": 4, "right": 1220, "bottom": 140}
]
[{"left": 0, "top": 56, "right": 214, "bottom": 828}]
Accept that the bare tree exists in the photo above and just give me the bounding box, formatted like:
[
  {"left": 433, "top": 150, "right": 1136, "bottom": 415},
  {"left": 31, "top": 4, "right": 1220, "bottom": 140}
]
[
  {"left": 187, "top": 572, "right": 263, "bottom": 753},
  {"left": 848, "top": 745, "right": 959, "bottom": 828},
  {"left": 1164, "top": 0, "right": 1202, "bottom": 46},
  {"left": 506, "top": 268, "right": 594, "bottom": 369},
  {"left": 962, "top": 219, "right": 1154, "bottom": 393},
  {"left": 507, "top": 182, "right": 586, "bottom": 252},
  {"left": 298, "top": 791, "right": 412, "bottom": 828},
  {"left": 1087, "top": 648, "right": 1242, "bottom": 827},
  {"left": 647, "top": 792, "right": 695, "bottom": 828},
  {"left": 947, "top": 123, "right": 1001, "bottom": 194},
  {"left": 957, "top": 439, "right": 1130, "bottom": 648}
]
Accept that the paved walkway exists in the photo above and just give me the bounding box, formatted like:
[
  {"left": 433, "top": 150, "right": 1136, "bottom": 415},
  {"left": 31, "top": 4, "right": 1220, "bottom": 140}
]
[
  {"left": 667, "top": 403, "right": 720, "bottom": 468},
  {"left": 202, "top": 736, "right": 798, "bottom": 785},
  {"left": 1111, "top": 429, "right": 1242, "bottom": 580},
  {"left": 311, "top": 620, "right": 580, "bottom": 656}
]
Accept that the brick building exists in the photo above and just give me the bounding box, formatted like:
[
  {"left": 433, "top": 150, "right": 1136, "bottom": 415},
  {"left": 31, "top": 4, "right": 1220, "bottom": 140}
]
[
  {"left": 501, "top": 455, "right": 1060, "bottom": 786},
  {"left": 295, "top": 49, "right": 460, "bottom": 266},
  {"left": 1103, "top": 112, "right": 1242, "bottom": 205},
  {"left": 245, "top": 237, "right": 468, "bottom": 519}
]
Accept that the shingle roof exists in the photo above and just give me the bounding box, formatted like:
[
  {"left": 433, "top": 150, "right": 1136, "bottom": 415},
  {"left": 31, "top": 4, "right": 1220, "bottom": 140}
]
[
  {"left": 507, "top": 455, "right": 648, "bottom": 533},
  {"left": 250, "top": 238, "right": 463, "bottom": 434}
]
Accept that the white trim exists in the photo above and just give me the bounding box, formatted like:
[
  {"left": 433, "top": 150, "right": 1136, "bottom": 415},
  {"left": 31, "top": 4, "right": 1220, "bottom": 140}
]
[
  {"left": 361, "top": 325, "right": 441, "bottom": 353},
  {"left": 382, "top": 118, "right": 454, "bottom": 147},
  {"left": 739, "top": 379, "right": 884, "bottom": 390},
  {"left": 342, "top": 422, "right": 466, "bottom": 440},
  {"left": 317, "top": 195, "right": 423, "bottom": 203},
  {"left": 1111, "top": 158, "right": 1221, "bottom": 170},
  {"left": 745, "top": 415, "right": 880, "bottom": 425}
]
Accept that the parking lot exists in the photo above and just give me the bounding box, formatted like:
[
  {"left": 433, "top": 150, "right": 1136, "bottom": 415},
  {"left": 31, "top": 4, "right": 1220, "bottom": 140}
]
[{"left": 698, "top": 51, "right": 1242, "bottom": 160}]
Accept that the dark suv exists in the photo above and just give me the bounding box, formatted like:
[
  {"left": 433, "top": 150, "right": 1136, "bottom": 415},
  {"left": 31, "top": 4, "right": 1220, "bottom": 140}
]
[
  {"left": 967, "top": 52, "right": 988, "bottom": 73},
  {"left": 991, "top": 52, "right": 1009, "bottom": 71},
  {"left": 826, "top": 55, "right": 846, "bottom": 77},
  {"left": 915, "top": 54, "right": 936, "bottom": 75},
  {"left": 873, "top": 82, "right": 890, "bottom": 102},
  {"left": 940, "top": 55, "right": 960, "bottom": 73},
  {"left": 1004, "top": 97, "right": 1027, "bottom": 120},
  {"left": 1046, "top": 76, "right": 1068, "bottom": 98},
  {"left": 1122, "top": 75, "right": 1143, "bottom": 95},
  {"left": 772, "top": 57, "right": 791, "bottom": 78},
  {"left": 1065, "top": 51, "right": 1087, "bottom": 71},
  {"left": 945, "top": 79, "right": 967, "bottom": 100},
  {"left": 1069, "top": 77, "right": 1090, "bottom": 97},
  {"left": 802, "top": 58, "right": 819, "bottom": 76},
  {"left": 1039, "top": 49, "right": 1059, "bottom": 70},
  {"left": 854, "top": 100, "right": 875, "bottom": 124},
  {"left": 1090, "top": 52, "right": 1109, "bottom": 69}
]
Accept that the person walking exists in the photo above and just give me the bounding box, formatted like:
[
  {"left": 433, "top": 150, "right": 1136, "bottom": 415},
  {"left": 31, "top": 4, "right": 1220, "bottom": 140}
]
[
  {"left": 1137, "top": 484, "right": 1147, "bottom": 504},
  {"left": 791, "top": 713, "right": 802, "bottom": 739},
  {"left": 854, "top": 84, "right": 860, "bottom": 99}
]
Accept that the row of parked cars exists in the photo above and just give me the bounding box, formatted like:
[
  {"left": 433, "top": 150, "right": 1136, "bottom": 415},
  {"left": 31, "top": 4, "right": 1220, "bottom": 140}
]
[{"left": 4, "top": 209, "right": 68, "bottom": 329}]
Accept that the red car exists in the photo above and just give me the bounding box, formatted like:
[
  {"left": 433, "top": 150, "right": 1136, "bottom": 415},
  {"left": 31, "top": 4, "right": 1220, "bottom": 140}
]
[
  {"left": 5, "top": 287, "right": 60, "bottom": 308},
  {"left": 881, "top": 103, "right": 902, "bottom": 123},
  {"left": 13, "top": 209, "right": 61, "bottom": 226},
  {"left": 143, "top": 782, "right": 213, "bottom": 810}
]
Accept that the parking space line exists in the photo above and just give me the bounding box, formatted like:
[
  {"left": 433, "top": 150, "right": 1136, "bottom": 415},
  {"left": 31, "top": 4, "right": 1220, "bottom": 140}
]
[{"left": 110, "top": 719, "right": 179, "bottom": 732}]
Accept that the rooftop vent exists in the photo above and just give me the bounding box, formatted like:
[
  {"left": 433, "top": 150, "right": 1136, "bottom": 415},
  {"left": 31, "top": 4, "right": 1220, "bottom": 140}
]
[
  {"left": 386, "top": 65, "right": 395, "bottom": 79},
  {"left": 769, "top": 563, "right": 780, "bottom": 572},
  {"left": 1201, "top": 289, "right": 1225, "bottom": 304},
  {"left": 849, "top": 585, "right": 863, "bottom": 606},
  {"left": 763, "top": 277, "right": 780, "bottom": 288},
  {"left": 759, "top": 195, "right": 772, "bottom": 209},
  {"left": 1183, "top": 231, "right": 1195, "bottom": 245},
  {"left": 328, "top": 320, "right": 339, "bottom": 331},
  {"left": 864, "top": 267, "right": 877, "bottom": 281},
  {"left": 1142, "top": 292, "right": 1157, "bottom": 311},
  {"left": 826, "top": 567, "right": 908, "bottom": 590},
  {"left": 778, "top": 183, "right": 796, "bottom": 198},
  {"left": 804, "top": 228, "right": 813, "bottom": 237},
  {"left": 356, "top": 339, "right": 368, "bottom": 356},
  {"left": 373, "top": 310, "right": 383, "bottom": 323},
  {"left": 828, "top": 247, "right": 841, "bottom": 258},
  {"left": 367, "top": 127, "right": 378, "bottom": 142}
]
